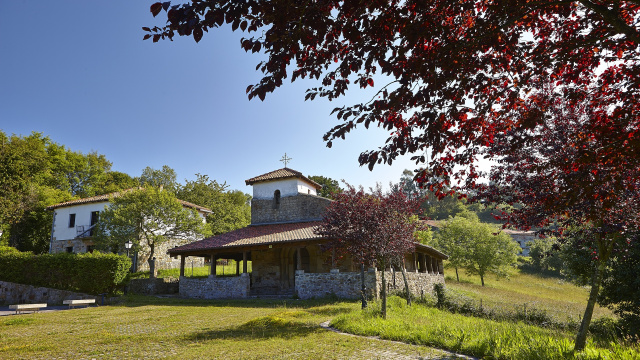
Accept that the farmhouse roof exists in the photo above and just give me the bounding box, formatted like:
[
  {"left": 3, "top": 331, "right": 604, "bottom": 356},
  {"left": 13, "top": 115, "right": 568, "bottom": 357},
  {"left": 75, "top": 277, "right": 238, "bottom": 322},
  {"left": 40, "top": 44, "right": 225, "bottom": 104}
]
[
  {"left": 168, "top": 221, "right": 448, "bottom": 260},
  {"left": 245, "top": 167, "right": 322, "bottom": 190},
  {"left": 46, "top": 188, "right": 213, "bottom": 214}
]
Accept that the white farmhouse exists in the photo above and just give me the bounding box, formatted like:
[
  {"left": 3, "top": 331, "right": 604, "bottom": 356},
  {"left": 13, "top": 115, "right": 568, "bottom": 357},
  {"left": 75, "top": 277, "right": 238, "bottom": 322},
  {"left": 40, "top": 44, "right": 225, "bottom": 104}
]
[{"left": 47, "top": 190, "right": 212, "bottom": 271}]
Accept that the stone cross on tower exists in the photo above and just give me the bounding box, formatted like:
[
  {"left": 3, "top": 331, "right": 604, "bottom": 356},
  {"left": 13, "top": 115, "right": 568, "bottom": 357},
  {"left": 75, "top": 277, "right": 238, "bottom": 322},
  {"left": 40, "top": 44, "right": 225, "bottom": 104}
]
[{"left": 280, "top": 153, "right": 292, "bottom": 168}]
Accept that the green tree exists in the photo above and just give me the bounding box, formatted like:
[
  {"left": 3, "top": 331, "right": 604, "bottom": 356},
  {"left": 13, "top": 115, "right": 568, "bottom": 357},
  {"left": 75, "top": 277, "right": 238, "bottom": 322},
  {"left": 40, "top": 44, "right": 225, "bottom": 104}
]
[
  {"left": 139, "top": 165, "right": 178, "bottom": 192},
  {"left": 176, "top": 174, "right": 251, "bottom": 236},
  {"left": 438, "top": 214, "right": 520, "bottom": 286},
  {"left": 94, "top": 186, "right": 206, "bottom": 278},
  {"left": 0, "top": 131, "right": 118, "bottom": 253},
  {"left": 391, "top": 170, "right": 466, "bottom": 220},
  {"left": 308, "top": 175, "right": 342, "bottom": 199}
]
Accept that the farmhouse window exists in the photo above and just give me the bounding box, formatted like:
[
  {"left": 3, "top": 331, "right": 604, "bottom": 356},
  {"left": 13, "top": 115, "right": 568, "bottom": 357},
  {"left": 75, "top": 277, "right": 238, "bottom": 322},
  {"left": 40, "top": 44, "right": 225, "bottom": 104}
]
[{"left": 68, "top": 213, "right": 76, "bottom": 228}]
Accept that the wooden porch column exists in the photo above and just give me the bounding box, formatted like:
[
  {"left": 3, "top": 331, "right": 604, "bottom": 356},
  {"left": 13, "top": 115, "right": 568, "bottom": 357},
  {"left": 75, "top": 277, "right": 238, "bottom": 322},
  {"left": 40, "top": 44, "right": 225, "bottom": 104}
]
[
  {"left": 242, "top": 252, "right": 248, "bottom": 273},
  {"left": 236, "top": 259, "right": 240, "bottom": 275},
  {"left": 179, "top": 255, "right": 185, "bottom": 277},
  {"left": 413, "top": 252, "right": 418, "bottom": 273},
  {"left": 210, "top": 255, "right": 216, "bottom": 277},
  {"left": 296, "top": 247, "right": 302, "bottom": 272}
]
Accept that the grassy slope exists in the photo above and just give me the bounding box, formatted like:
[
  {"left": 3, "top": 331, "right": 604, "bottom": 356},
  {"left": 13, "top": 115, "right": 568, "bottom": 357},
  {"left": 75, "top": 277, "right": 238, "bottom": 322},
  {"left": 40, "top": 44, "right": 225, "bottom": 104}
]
[{"left": 443, "top": 267, "right": 614, "bottom": 322}]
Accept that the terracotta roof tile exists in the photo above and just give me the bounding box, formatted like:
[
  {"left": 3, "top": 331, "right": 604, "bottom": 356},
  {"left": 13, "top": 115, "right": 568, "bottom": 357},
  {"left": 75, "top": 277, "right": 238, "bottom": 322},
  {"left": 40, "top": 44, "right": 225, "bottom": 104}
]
[
  {"left": 169, "top": 221, "right": 324, "bottom": 254},
  {"left": 245, "top": 168, "right": 322, "bottom": 190},
  {"left": 168, "top": 221, "right": 448, "bottom": 260},
  {"left": 46, "top": 188, "right": 212, "bottom": 213}
]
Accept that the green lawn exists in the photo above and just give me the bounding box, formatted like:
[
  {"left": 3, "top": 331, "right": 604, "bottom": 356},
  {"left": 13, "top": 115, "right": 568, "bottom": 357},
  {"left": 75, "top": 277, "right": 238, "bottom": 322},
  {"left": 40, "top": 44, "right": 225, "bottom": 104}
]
[
  {"left": 2, "top": 267, "right": 636, "bottom": 359},
  {"left": 0, "top": 297, "right": 450, "bottom": 360}
]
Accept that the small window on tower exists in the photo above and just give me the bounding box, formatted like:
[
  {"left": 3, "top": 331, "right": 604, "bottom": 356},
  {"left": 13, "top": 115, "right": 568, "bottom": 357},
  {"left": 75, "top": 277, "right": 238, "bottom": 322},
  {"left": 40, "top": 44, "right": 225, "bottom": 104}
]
[
  {"left": 69, "top": 214, "right": 76, "bottom": 228},
  {"left": 66, "top": 247, "right": 73, "bottom": 253},
  {"left": 273, "top": 190, "right": 281, "bottom": 209}
]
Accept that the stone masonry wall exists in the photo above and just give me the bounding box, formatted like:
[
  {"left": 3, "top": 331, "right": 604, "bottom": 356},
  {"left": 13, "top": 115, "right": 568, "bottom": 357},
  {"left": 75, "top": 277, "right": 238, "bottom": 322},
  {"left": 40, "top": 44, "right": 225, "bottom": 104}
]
[
  {"left": 0, "top": 280, "right": 98, "bottom": 305},
  {"left": 377, "top": 270, "right": 445, "bottom": 299},
  {"left": 179, "top": 274, "right": 250, "bottom": 299},
  {"left": 128, "top": 277, "right": 179, "bottom": 295},
  {"left": 295, "top": 269, "right": 445, "bottom": 300},
  {"left": 295, "top": 269, "right": 378, "bottom": 300},
  {"left": 251, "top": 194, "right": 331, "bottom": 225}
]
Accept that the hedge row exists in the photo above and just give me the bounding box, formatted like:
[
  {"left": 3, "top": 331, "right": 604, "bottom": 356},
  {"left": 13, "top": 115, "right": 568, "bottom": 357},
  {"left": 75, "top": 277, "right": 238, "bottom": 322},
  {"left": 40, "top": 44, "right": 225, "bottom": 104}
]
[{"left": 0, "top": 251, "right": 131, "bottom": 295}]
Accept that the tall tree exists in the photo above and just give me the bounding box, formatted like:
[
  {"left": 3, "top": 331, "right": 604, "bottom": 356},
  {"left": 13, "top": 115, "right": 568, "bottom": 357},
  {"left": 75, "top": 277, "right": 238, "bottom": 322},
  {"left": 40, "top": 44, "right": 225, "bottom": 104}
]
[
  {"left": 308, "top": 175, "right": 342, "bottom": 199},
  {"left": 139, "top": 165, "right": 178, "bottom": 192},
  {"left": 437, "top": 213, "right": 519, "bottom": 286},
  {"left": 315, "top": 185, "right": 420, "bottom": 317},
  {"left": 479, "top": 87, "right": 640, "bottom": 350},
  {"left": 94, "top": 186, "right": 206, "bottom": 278},
  {"left": 176, "top": 174, "right": 251, "bottom": 235},
  {"left": 147, "top": 2, "right": 639, "bottom": 350}
]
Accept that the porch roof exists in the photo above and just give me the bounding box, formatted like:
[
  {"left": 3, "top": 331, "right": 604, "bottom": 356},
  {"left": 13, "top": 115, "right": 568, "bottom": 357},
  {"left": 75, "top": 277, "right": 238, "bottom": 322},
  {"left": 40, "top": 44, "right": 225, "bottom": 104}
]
[
  {"left": 168, "top": 221, "right": 325, "bottom": 256},
  {"left": 168, "top": 221, "right": 448, "bottom": 260}
]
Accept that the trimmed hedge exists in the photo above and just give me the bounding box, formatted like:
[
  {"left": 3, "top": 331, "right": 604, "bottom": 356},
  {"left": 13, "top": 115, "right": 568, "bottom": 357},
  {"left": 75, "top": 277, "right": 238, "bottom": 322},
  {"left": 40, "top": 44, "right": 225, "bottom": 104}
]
[{"left": 0, "top": 251, "right": 131, "bottom": 295}]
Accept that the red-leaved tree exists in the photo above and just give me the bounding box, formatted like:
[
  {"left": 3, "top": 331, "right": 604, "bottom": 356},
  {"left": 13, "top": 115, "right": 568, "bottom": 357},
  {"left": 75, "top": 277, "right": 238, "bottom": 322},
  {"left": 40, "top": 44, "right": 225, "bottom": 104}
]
[
  {"left": 146, "top": 1, "right": 639, "bottom": 350},
  {"left": 315, "top": 185, "right": 419, "bottom": 318},
  {"left": 478, "top": 83, "right": 640, "bottom": 350}
]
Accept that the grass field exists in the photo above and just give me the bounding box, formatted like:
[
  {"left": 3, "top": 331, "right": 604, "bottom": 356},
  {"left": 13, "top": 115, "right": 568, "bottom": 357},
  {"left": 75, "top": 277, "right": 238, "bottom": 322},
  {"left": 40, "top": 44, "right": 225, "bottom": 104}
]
[
  {"left": 1, "top": 266, "right": 636, "bottom": 359},
  {"left": 443, "top": 267, "right": 614, "bottom": 323},
  {"left": 0, "top": 297, "right": 449, "bottom": 360}
]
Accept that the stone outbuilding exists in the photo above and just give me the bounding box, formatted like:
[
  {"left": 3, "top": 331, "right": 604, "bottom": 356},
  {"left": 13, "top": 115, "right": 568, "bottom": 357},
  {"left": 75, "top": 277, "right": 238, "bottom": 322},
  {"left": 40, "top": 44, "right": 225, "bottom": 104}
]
[{"left": 169, "top": 167, "right": 448, "bottom": 300}]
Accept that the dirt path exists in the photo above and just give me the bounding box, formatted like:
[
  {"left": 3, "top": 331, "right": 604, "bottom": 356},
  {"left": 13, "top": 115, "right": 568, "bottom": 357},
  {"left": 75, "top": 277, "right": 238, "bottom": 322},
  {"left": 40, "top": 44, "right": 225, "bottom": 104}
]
[{"left": 319, "top": 321, "right": 479, "bottom": 360}]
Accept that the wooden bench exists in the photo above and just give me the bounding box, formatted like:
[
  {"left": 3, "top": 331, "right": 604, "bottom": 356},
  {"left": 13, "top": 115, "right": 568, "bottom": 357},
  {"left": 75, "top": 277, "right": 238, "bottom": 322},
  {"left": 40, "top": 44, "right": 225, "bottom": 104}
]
[
  {"left": 63, "top": 299, "right": 95, "bottom": 309},
  {"left": 9, "top": 303, "right": 47, "bottom": 314}
]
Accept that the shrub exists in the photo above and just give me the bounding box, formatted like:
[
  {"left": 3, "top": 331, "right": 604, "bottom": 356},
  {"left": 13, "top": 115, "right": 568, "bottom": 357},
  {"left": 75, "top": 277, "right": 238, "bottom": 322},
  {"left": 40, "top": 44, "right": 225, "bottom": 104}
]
[{"left": 0, "top": 251, "right": 130, "bottom": 295}]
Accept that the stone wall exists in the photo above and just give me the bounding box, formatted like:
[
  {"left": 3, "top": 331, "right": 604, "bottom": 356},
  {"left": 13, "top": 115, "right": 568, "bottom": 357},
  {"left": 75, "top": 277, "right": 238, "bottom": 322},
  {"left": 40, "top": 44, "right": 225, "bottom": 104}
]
[
  {"left": 179, "top": 274, "right": 250, "bottom": 299},
  {"left": 128, "top": 277, "right": 179, "bottom": 295},
  {"left": 377, "top": 270, "right": 445, "bottom": 299},
  {"left": 136, "top": 242, "right": 205, "bottom": 272},
  {"left": 294, "top": 269, "right": 445, "bottom": 300},
  {"left": 251, "top": 194, "right": 331, "bottom": 225},
  {"left": 51, "top": 238, "right": 93, "bottom": 254},
  {"left": 295, "top": 269, "right": 378, "bottom": 300},
  {"left": 0, "top": 280, "right": 98, "bottom": 305}
]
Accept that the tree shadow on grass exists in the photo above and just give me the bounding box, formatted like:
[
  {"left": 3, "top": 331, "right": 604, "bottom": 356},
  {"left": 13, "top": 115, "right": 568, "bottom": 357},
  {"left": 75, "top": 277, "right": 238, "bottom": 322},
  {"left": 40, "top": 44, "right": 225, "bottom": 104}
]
[
  {"left": 116, "top": 294, "right": 357, "bottom": 310},
  {"left": 182, "top": 315, "right": 321, "bottom": 342}
]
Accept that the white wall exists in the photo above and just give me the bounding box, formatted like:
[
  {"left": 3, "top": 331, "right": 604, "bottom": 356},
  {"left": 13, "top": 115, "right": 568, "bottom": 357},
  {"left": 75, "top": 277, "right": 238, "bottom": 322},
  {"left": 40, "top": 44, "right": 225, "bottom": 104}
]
[
  {"left": 51, "top": 202, "right": 109, "bottom": 241},
  {"left": 252, "top": 179, "right": 317, "bottom": 200}
]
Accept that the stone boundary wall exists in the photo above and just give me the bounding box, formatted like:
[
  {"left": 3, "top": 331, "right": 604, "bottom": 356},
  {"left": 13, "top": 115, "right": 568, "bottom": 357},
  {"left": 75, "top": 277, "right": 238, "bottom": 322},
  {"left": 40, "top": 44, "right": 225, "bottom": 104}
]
[
  {"left": 179, "top": 274, "right": 250, "bottom": 299},
  {"left": 294, "top": 269, "right": 445, "bottom": 300},
  {"left": 377, "top": 270, "right": 445, "bottom": 299},
  {"left": 128, "top": 277, "right": 179, "bottom": 295},
  {"left": 0, "top": 280, "right": 97, "bottom": 305},
  {"left": 295, "top": 270, "right": 378, "bottom": 300}
]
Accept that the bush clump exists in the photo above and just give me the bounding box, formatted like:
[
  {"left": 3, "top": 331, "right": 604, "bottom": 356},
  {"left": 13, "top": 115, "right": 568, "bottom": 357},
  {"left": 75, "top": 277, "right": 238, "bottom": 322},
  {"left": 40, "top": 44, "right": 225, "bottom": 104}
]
[{"left": 0, "top": 251, "right": 130, "bottom": 295}]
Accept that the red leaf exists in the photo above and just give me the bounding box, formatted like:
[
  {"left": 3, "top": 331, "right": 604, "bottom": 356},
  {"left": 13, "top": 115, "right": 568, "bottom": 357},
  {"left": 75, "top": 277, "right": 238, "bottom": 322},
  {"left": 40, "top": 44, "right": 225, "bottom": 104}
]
[
  {"left": 193, "top": 27, "right": 203, "bottom": 43},
  {"left": 150, "top": 3, "right": 163, "bottom": 17}
]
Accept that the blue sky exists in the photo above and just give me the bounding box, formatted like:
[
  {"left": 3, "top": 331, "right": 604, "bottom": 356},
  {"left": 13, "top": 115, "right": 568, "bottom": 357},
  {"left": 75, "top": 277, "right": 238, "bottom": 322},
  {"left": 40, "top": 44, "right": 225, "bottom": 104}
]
[{"left": 0, "top": 1, "right": 421, "bottom": 194}]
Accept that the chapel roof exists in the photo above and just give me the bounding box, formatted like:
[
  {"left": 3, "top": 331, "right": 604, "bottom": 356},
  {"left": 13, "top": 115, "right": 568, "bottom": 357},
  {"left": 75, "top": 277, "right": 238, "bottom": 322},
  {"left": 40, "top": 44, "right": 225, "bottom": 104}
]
[
  {"left": 46, "top": 188, "right": 213, "bottom": 214},
  {"left": 168, "top": 221, "right": 325, "bottom": 255},
  {"left": 167, "top": 221, "right": 448, "bottom": 259},
  {"left": 245, "top": 167, "right": 322, "bottom": 190}
]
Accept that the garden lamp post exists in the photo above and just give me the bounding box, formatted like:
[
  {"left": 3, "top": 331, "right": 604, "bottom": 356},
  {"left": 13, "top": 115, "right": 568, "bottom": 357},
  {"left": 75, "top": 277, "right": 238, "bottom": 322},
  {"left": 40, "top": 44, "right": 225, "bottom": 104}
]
[{"left": 125, "top": 240, "right": 133, "bottom": 257}]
